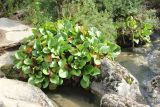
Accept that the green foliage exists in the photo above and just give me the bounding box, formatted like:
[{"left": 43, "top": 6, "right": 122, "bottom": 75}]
[
  {"left": 0, "top": 0, "right": 22, "bottom": 17},
  {"left": 94, "top": 0, "right": 159, "bottom": 47},
  {"left": 3, "top": 0, "right": 159, "bottom": 47},
  {"left": 97, "top": 0, "right": 144, "bottom": 20},
  {"left": 13, "top": 20, "right": 120, "bottom": 89},
  {"left": 116, "top": 8, "right": 159, "bottom": 47},
  {"left": 20, "top": 0, "right": 58, "bottom": 26},
  {"left": 62, "top": 0, "right": 117, "bottom": 42}
]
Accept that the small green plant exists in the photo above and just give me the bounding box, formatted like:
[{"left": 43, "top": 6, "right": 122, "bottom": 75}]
[
  {"left": 13, "top": 20, "right": 120, "bottom": 89},
  {"left": 126, "top": 16, "right": 152, "bottom": 46},
  {"left": 117, "top": 15, "right": 155, "bottom": 47}
]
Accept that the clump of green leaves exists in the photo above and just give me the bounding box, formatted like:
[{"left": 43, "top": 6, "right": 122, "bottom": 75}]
[
  {"left": 62, "top": 0, "right": 117, "bottom": 42},
  {"left": 116, "top": 8, "right": 159, "bottom": 47},
  {"left": 13, "top": 20, "right": 120, "bottom": 89},
  {"left": 117, "top": 16, "right": 153, "bottom": 47}
]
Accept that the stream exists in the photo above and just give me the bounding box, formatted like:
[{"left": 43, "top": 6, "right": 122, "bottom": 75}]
[
  {"left": 46, "top": 87, "right": 98, "bottom": 107},
  {"left": 116, "top": 51, "right": 157, "bottom": 107},
  {"left": 116, "top": 51, "right": 156, "bottom": 86},
  {"left": 46, "top": 34, "right": 160, "bottom": 107},
  {"left": 45, "top": 51, "right": 157, "bottom": 107}
]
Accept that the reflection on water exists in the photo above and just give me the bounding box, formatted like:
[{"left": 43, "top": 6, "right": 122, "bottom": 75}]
[
  {"left": 46, "top": 87, "right": 98, "bottom": 107},
  {"left": 116, "top": 52, "right": 157, "bottom": 106},
  {"left": 116, "top": 52, "right": 156, "bottom": 86}
]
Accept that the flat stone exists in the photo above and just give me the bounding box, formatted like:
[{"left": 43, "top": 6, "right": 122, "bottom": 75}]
[
  {"left": 147, "top": 75, "right": 160, "bottom": 107},
  {"left": 148, "top": 50, "right": 160, "bottom": 74},
  {"left": 0, "top": 51, "right": 15, "bottom": 68},
  {"left": 0, "top": 71, "right": 5, "bottom": 78},
  {"left": 0, "top": 78, "right": 55, "bottom": 107},
  {"left": 0, "top": 18, "right": 30, "bottom": 31},
  {"left": 100, "top": 94, "right": 149, "bottom": 107},
  {"left": 91, "top": 58, "right": 147, "bottom": 104},
  {"left": 5, "top": 31, "right": 32, "bottom": 42},
  {"left": 0, "top": 18, "right": 32, "bottom": 50}
]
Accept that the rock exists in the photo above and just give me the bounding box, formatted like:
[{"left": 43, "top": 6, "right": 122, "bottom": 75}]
[
  {"left": 148, "top": 50, "right": 160, "bottom": 74},
  {"left": 0, "top": 52, "right": 20, "bottom": 78},
  {"left": 0, "top": 18, "right": 31, "bottom": 31},
  {"left": 146, "top": 75, "right": 160, "bottom": 106},
  {"left": 133, "top": 46, "right": 152, "bottom": 55},
  {"left": 0, "top": 51, "right": 15, "bottom": 68},
  {"left": 0, "top": 78, "right": 55, "bottom": 107},
  {"left": 116, "top": 52, "right": 156, "bottom": 86},
  {"left": 150, "top": 33, "right": 160, "bottom": 42},
  {"left": 100, "top": 94, "right": 149, "bottom": 107},
  {"left": 0, "top": 70, "right": 5, "bottom": 78},
  {"left": 0, "top": 18, "right": 32, "bottom": 50},
  {"left": 91, "top": 58, "right": 146, "bottom": 104}
]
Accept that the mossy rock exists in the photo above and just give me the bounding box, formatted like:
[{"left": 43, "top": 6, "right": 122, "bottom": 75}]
[{"left": 0, "top": 64, "right": 19, "bottom": 79}]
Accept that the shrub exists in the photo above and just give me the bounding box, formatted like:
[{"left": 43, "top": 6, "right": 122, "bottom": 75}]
[
  {"left": 0, "top": 0, "right": 22, "bottom": 17},
  {"left": 20, "top": 0, "right": 58, "bottom": 26},
  {"left": 116, "top": 8, "right": 159, "bottom": 47},
  {"left": 13, "top": 20, "right": 121, "bottom": 89},
  {"left": 61, "top": 0, "right": 117, "bottom": 42},
  {"left": 96, "top": 0, "right": 144, "bottom": 20}
]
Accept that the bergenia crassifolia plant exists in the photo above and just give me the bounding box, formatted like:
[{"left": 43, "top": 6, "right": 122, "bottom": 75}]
[{"left": 13, "top": 20, "right": 121, "bottom": 89}]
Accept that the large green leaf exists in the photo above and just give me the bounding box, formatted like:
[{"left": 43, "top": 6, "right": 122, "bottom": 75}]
[
  {"left": 99, "top": 45, "right": 110, "bottom": 54},
  {"left": 50, "top": 61, "right": 57, "bottom": 68},
  {"left": 91, "top": 67, "right": 101, "bottom": 76},
  {"left": 68, "top": 55, "right": 73, "bottom": 64},
  {"left": 80, "top": 75, "right": 90, "bottom": 88},
  {"left": 83, "top": 65, "right": 93, "bottom": 75},
  {"left": 15, "top": 61, "right": 23, "bottom": 69},
  {"left": 22, "top": 65, "right": 30, "bottom": 74},
  {"left": 36, "top": 71, "right": 43, "bottom": 78},
  {"left": 32, "top": 50, "right": 38, "bottom": 56},
  {"left": 42, "top": 69, "right": 49, "bottom": 75},
  {"left": 71, "top": 59, "right": 86, "bottom": 69},
  {"left": 43, "top": 47, "right": 50, "bottom": 54},
  {"left": 28, "top": 76, "right": 35, "bottom": 85},
  {"left": 33, "top": 39, "right": 41, "bottom": 50},
  {"left": 71, "top": 69, "right": 81, "bottom": 76},
  {"left": 35, "top": 77, "right": 45, "bottom": 84},
  {"left": 50, "top": 75, "right": 60, "bottom": 85},
  {"left": 24, "top": 58, "right": 33, "bottom": 65},
  {"left": 36, "top": 55, "right": 43, "bottom": 63},
  {"left": 48, "top": 38, "right": 57, "bottom": 49},
  {"left": 42, "top": 62, "right": 49, "bottom": 69},
  {"left": 43, "top": 78, "right": 49, "bottom": 88},
  {"left": 15, "top": 51, "right": 26, "bottom": 60},
  {"left": 58, "top": 59, "right": 66, "bottom": 68},
  {"left": 58, "top": 69, "right": 68, "bottom": 78},
  {"left": 93, "top": 55, "right": 101, "bottom": 65}
]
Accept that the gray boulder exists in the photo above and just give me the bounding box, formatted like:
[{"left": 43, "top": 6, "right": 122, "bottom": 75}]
[
  {"left": 148, "top": 50, "right": 160, "bottom": 74},
  {"left": 0, "top": 78, "right": 56, "bottom": 107},
  {"left": 100, "top": 94, "right": 149, "bottom": 107},
  {"left": 0, "top": 51, "right": 16, "bottom": 78},
  {"left": 0, "top": 51, "right": 15, "bottom": 68},
  {"left": 0, "top": 18, "right": 32, "bottom": 50},
  {"left": 91, "top": 58, "right": 146, "bottom": 104},
  {"left": 146, "top": 75, "right": 160, "bottom": 107}
]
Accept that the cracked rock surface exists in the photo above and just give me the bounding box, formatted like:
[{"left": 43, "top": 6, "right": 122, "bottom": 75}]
[
  {"left": 0, "top": 78, "right": 55, "bottom": 107},
  {"left": 0, "top": 18, "right": 32, "bottom": 50}
]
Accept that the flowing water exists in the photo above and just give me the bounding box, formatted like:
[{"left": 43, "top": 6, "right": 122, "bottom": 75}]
[
  {"left": 116, "top": 51, "right": 156, "bottom": 86},
  {"left": 46, "top": 51, "right": 157, "bottom": 107},
  {"left": 46, "top": 87, "right": 99, "bottom": 107},
  {"left": 116, "top": 51, "right": 157, "bottom": 106}
]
